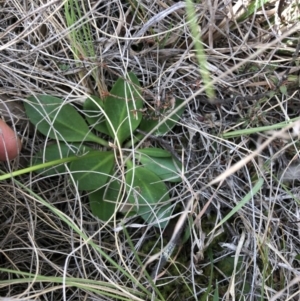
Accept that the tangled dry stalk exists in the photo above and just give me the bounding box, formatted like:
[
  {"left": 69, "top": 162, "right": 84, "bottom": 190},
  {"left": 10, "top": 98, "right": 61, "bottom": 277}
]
[{"left": 1, "top": 0, "right": 300, "bottom": 300}]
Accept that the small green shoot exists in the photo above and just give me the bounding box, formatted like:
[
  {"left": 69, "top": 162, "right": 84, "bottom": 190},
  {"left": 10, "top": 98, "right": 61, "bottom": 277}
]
[{"left": 21, "top": 72, "right": 185, "bottom": 228}]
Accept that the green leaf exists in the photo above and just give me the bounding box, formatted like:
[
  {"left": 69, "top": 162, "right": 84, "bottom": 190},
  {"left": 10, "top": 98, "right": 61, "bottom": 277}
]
[
  {"left": 89, "top": 180, "right": 121, "bottom": 221},
  {"left": 34, "top": 142, "right": 92, "bottom": 176},
  {"left": 139, "top": 98, "right": 185, "bottom": 136},
  {"left": 279, "top": 85, "right": 288, "bottom": 96},
  {"left": 137, "top": 153, "right": 182, "bottom": 183},
  {"left": 69, "top": 151, "right": 115, "bottom": 190},
  {"left": 237, "top": 0, "right": 270, "bottom": 22},
  {"left": 83, "top": 95, "right": 110, "bottom": 135},
  {"left": 126, "top": 166, "right": 171, "bottom": 228},
  {"left": 104, "top": 72, "right": 143, "bottom": 144},
  {"left": 58, "top": 64, "right": 70, "bottom": 71},
  {"left": 137, "top": 148, "right": 172, "bottom": 158},
  {"left": 25, "top": 95, "right": 104, "bottom": 145}
]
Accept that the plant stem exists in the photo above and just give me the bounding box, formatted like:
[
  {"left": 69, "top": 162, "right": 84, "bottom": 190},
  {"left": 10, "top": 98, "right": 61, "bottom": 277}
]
[{"left": 90, "top": 135, "right": 110, "bottom": 146}]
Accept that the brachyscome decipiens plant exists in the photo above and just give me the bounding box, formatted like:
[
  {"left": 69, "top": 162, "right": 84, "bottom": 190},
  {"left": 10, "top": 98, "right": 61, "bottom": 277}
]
[{"left": 24, "top": 72, "right": 185, "bottom": 228}]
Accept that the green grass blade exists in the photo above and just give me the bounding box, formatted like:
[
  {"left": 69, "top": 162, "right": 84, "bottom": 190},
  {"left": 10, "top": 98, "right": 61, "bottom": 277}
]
[
  {"left": 33, "top": 142, "right": 92, "bottom": 176},
  {"left": 212, "top": 178, "right": 264, "bottom": 232},
  {"left": 185, "top": 0, "right": 215, "bottom": 100}
]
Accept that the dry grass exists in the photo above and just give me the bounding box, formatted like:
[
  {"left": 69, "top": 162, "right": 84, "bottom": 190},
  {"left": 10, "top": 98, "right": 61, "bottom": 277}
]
[{"left": 1, "top": 0, "right": 300, "bottom": 300}]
